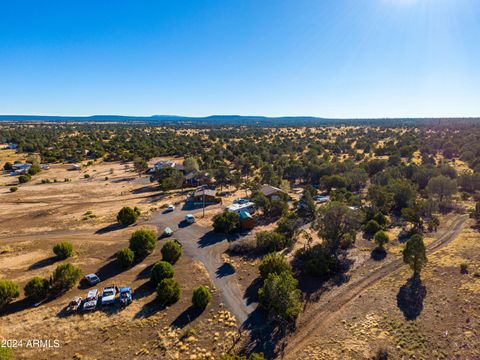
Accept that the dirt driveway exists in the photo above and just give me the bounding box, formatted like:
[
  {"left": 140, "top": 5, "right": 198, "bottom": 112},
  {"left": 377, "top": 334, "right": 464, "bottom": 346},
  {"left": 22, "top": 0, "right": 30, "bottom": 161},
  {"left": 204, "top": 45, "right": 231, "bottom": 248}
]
[{"left": 146, "top": 205, "right": 257, "bottom": 324}]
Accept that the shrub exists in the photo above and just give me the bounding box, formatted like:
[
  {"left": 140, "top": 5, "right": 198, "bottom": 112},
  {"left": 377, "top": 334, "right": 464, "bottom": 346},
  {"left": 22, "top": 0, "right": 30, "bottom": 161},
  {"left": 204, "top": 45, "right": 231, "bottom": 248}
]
[
  {"left": 9, "top": 186, "right": 18, "bottom": 192},
  {"left": 259, "top": 253, "right": 291, "bottom": 280},
  {"left": 3, "top": 161, "right": 13, "bottom": 171},
  {"left": 24, "top": 277, "right": 50, "bottom": 302},
  {"left": 270, "top": 200, "right": 289, "bottom": 218},
  {"left": 192, "top": 285, "right": 212, "bottom": 309},
  {"left": 28, "top": 164, "right": 41, "bottom": 175},
  {"left": 117, "top": 248, "right": 135, "bottom": 268},
  {"left": 84, "top": 173, "right": 90, "bottom": 178},
  {"left": 0, "top": 280, "right": 20, "bottom": 309},
  {"left": 212, "top": 211, "right": 240, "bottom": 234},
  {"left": 161, "top": 240, "right": 182, "bottom": 264},
  {"left": 51, "top": 263, "right": 82, "bottom": 291},
  {"left": 364, "top": 220, "right": 381, "bottom": 236},
  {"left": 256, "top": 231, "right": 287, "bottom": 253},
  {"left": 151, "top": 261, "right": 174, "bottom": 285},
  {"left": 0, "top": 347, "right": 13, "bottom": 360},
  {"left": 53, "top": 241, "right": 74, "bottom": 259},
  {"left": 258, "top": 271, "right": 302, "bottom": 320},
  {"left": 117, "top": 206, "right": 140, "bottom": 226},
  {"left": 296, "top": 245, "right": 337, "bottom": 277},
  {"left": 156, "top": 278, "right": 181, "bottom": 305},
  {"left": 129, "top": 228, "right": 157, "bottom": 258},
  {"left": 373, "top": 212, "right": 388, "bottom": 226},
  {"left": 18, "top": 174, "right": 31, "bottom": 183},
  {"left": 374, "top": 231, "right": 389, "bottom": 249}
]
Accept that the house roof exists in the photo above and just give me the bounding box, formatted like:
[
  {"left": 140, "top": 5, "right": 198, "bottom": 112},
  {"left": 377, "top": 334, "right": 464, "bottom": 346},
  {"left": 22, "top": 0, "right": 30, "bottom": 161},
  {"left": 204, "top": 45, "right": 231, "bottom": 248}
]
[
  {"left": 194, "top": 187, "right": 216, "bottom": 197},
  {"left": 260, "top": 184, "right": 284, "bottom": 197}
]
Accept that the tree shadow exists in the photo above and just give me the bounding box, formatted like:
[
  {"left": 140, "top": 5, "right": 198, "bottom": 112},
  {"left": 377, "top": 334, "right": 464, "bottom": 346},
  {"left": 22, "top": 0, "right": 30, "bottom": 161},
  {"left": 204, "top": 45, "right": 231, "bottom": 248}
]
[
  {"left": 296, "top": 255, "right": 353, "bottom": 304},
  {"left": 133, "top": 281, "right": 156, "bottom": 300},
  {"left": 396, "top": 277, "right": 427, "bottom": 320},
  {"left": 197, "top": 231, "right": 241, "bottom": 248},
  {"left": 371, "top": 248, "right": 387, "bottom": 261},
  {"left": 131, "top": 185, "right": 160, "bottom": 194},
  {"left": 170, "top": 305, "right": 203, "bottom": 328},
  {"left": 96, "top": 260, "right": 122, "bottom": 281},
  {"left": 244, "top": 277, "right": 262, "bottom": 306},
  {"left": 216, "top": 263, "right": 236, "bottom": 278},
  {"left": 0, "top": 298, "right": 32, "bottom": 316},
  {"left": 241, "top": 308, "right": 291, "bottom": 359},
  {"left": 95, "top": 223, "right": 125, "bottom": 235},
  {"left": 135, "top": 263, "right": 155, "bottom": 280},
  {"left": 28, "top": 256, "right": 58, "bottom": 270},
  {"left": 133, "top": 297, "right": 164, "bottom": 319}
]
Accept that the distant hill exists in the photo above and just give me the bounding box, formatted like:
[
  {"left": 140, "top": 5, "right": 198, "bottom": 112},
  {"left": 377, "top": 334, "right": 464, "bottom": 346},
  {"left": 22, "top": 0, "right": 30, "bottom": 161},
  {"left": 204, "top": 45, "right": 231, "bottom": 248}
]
[{"left": 0, "top": 114, "right": 479, "bottom": 127}]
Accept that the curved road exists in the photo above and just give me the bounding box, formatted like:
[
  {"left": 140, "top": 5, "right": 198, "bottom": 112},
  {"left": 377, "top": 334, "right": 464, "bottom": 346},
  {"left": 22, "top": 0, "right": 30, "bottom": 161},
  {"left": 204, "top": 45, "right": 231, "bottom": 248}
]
[
  {"left": 283, "top": 214, "right": 469, "bottom": 358},
  {"left": 146, "top": 206, "right": 256, "bottom": 323}
]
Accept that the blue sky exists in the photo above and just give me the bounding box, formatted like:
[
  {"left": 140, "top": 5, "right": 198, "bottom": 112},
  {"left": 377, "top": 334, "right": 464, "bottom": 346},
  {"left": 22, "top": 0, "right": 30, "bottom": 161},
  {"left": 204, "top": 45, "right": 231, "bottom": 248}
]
[{"left": 1, "top": 0, "right": 479, "bottom": 118}]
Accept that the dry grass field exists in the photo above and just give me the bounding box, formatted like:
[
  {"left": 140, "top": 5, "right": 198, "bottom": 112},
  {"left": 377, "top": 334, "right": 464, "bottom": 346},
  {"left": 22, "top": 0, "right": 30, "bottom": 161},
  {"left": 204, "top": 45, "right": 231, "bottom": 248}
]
[{"left": 0, "top": 159, "right": 245, "bottom": 360}]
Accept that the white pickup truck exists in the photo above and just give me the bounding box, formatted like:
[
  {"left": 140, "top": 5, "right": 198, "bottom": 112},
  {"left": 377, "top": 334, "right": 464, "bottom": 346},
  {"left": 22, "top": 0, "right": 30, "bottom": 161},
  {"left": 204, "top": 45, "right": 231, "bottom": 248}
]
[{"left": 101, "top": 286, "right": 118, "bottom": 305}]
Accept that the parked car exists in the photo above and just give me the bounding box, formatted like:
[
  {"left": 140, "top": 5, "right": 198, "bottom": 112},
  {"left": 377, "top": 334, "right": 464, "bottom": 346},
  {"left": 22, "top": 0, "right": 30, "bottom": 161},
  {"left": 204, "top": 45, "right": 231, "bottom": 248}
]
[
  {"left": 101, "top": 286, "right": 118, "bottom": 305},
  {"left": 185, "top": 214, "right": 195, "bottom": 224},
  {"left": 166, "top": 204, "right": 175, "bottom": 212},
  {"left": 83, "top": 289, "right": 99, "bottom": 311},
  {"left": 163, "top": 227, "right": 173, "bottom": 237},
  {"left": 119, "top": 287, "right": 133, "bottom": 306},
  {"left": 84, "top": 273, "right": 100, "bottom": 286},
  {"left": 66, "top": 297, "right": 82, "bottom": 313}
]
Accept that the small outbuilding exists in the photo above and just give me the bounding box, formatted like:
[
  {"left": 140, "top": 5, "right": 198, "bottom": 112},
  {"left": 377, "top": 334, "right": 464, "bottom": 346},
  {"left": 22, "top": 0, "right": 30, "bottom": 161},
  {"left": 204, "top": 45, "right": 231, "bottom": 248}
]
[{"left": 239, "top": 211, "right": 255, "bottom": 230}]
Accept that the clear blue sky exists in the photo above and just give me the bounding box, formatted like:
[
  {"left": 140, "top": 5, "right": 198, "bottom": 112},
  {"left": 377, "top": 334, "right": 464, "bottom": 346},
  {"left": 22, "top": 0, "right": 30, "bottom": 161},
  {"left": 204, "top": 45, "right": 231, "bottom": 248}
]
[{"left": 1, "top": 0, "right": 479, "bottom": 118}]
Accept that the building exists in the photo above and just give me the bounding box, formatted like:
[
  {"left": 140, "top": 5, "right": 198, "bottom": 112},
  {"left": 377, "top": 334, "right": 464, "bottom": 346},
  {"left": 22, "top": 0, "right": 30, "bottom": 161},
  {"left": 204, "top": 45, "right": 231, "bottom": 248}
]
[
  {"left": 150, "top": 160, "right": 184, "bottom": 173},
  {"left": 227, "top": 202, "right": 256, "bottom": 214},
  {"left": 11, "top": 163, "right": 31, "bottom": 175},
  {"left": 260, "top": 184, "right": 287, "bottom": 201},
  {"left": 191, "top": 186, "right": 218, "bottom": 204},
  {"left": 184, "top": 171, "right": 212, "bottom": 187},
  {"left": 239, "top": 211, "right": 255, "bottom": 230}
]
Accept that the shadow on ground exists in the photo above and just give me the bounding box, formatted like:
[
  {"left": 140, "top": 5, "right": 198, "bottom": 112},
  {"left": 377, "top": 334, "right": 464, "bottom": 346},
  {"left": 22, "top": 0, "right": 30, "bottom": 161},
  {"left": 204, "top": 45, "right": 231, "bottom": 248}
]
[
  {"left": 297, "top": 256, "right": 353, "bottom": 304},
  {"left": 95, "top": 223, "right": 125, "bottom": 235},
  {"left": 241, "top": 308, "right": 291, "bottom": 359},
  {"left": 371, "top": 248, "right": 387, "bottom": 261},
  {"left": 133, "top": 296, "right": 164, "bottom": 319},
  {"left": 170, "top": 305, "right": 204, "bottom": 328},
  {"left": 197, "top": 231, "right": 242, "bottom": 248},
  {"left": 216, "top": 263, "right": 236, "bottom": 278},
  {"left": 244, "top": 278, "right": 262, "bottom": 306},
  {"left": 135, "top": 263, "right": 155, "bottom": 280},
  {"left": 28, "top": 256, "right": 58, "bottom": 270},
  {"left": 396, "top": 277, "right": 427, "bottom": 320}
]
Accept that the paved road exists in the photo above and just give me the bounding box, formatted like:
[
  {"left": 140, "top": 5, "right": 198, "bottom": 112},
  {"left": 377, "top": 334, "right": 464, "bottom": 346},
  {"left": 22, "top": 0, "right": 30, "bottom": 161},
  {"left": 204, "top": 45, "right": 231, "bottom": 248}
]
[{"left": 145, "top": 205, "right": 257, "bottom": 324}]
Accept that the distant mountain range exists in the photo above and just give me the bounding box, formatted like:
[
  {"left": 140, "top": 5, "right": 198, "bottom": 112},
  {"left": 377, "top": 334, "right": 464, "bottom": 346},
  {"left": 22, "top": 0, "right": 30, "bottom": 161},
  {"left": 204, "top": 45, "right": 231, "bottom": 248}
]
[{"left": 0, "top": 115, "right": 479, "bottom": 126}]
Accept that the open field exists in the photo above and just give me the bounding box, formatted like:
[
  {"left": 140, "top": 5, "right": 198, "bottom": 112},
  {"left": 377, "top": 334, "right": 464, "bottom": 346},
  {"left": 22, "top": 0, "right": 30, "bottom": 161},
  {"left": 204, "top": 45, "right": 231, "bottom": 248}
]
[{"left": 0, "top": 160, "right": 246, "bottom": 359}]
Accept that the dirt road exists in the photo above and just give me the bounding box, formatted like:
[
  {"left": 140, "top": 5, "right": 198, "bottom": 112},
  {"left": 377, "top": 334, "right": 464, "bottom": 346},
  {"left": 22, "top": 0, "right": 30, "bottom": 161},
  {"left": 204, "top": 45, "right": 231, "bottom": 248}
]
[
  {"left": 146, "top": 206, "right": 257, "bottom": 324},
  {"left": 283, "top": 214, "right": 469, "bottom": 359}
]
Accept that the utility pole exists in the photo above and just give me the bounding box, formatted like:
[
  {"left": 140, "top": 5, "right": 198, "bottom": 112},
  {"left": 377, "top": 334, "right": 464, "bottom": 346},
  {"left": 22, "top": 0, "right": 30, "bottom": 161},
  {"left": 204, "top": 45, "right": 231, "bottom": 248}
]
[{"left": 203, "top": 186, "right": 206, "bottom": 218}]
